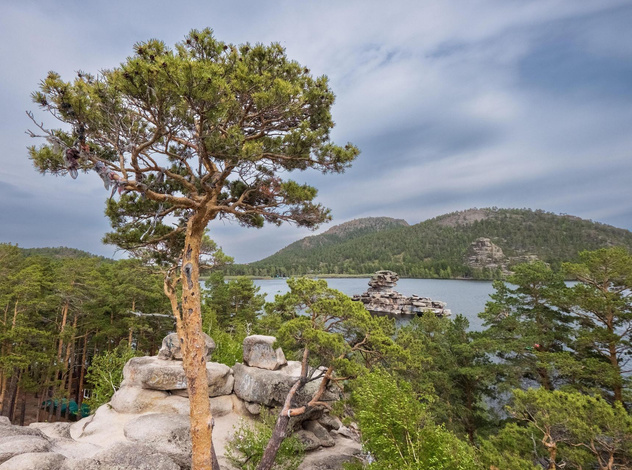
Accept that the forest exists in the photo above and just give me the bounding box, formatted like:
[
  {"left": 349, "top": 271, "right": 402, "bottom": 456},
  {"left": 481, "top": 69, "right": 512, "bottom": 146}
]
[
  {"left": 229, "top": 208, "right": 632, "bottom": 279},
  {"left": 1, "top": 243, "right": 631, "bottom": 469}
]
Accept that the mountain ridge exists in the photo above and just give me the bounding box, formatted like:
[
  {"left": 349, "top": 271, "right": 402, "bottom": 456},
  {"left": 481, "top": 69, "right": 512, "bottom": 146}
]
[{"left": 227, "top": 208, "right": 632, "bottom": 279}]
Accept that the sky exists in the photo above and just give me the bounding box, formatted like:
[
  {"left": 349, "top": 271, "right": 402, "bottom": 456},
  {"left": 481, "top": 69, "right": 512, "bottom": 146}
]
[{"left": 1, "top": 0, "right": 632, "bottom": 263}]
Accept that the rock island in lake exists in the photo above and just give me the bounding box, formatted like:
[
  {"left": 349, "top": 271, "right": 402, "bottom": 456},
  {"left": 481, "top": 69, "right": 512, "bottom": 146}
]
[{"left": 352, "top": 270, "right": 451, "bottom": 317}]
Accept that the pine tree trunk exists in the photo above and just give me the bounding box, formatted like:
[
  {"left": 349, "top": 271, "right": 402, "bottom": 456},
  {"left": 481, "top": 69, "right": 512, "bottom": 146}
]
[
  {"left": 180, "top": 219, "right": 216, "bottom": 470},
  {"left": 19, "top": 389, "right": 26, "bottom": 426},
  {"left": 77, "top": 334, "right": 89, "bottom": 408}
]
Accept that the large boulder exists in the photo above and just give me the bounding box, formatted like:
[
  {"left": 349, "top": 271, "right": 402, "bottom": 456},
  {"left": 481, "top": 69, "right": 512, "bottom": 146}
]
[
  {"left": 124, "top": 414, "right": 191, "bottom": 468},
  {"left": 242, "top": 335, "right": 287, "bottom": 370},
  {"left": 0, "top": 452, "right": 65, "bottom": 470},
  {"left": 233, "top": 362, "right": 340, "bottom": 407},
  {"left": 110, "top": 386, "right": 190, "bottom": 415},
  {"left": 122, "top": 357, "right": 233, "bottom": 396},
  {"left": 29, "top": 422, "right": 72, "bottom": 440},
  {"left": 60, "top": 442, "right": 180, "bottom": 470},
  {"left": 157, "top": 332, "right": 216, "bottom": 361},
  {"left": 0, "top": 435, "right": 52, "bottom": 464}
]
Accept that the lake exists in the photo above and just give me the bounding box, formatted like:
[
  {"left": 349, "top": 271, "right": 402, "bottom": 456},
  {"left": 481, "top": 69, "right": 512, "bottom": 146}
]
[{"left": 253, "top": 278, "right": 496, "bottom": 331}]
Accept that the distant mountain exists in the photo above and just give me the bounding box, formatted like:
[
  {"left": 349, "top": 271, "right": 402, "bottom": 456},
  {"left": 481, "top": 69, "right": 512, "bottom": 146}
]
[
  {"left": 276, "top": 217, "right": 409, "bottom": 252},
  {"left": 227, "top": 208, "right": 632, "bottom": 279},
  {"left": 20, "top": 246, "right": 104, "bottom": 260}
]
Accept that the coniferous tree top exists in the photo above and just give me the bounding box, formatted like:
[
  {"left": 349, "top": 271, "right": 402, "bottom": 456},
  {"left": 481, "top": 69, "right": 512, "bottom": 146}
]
[{"left": 27, "top": 28, "right": 359, "bottom": 264}]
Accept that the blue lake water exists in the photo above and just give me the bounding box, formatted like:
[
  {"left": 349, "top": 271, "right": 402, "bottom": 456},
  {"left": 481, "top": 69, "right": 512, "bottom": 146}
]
[{"left": 253, "top": 278, "right": 496, "bottom": 331}]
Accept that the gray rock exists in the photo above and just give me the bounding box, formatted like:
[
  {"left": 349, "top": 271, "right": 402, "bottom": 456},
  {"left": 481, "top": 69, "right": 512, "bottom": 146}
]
[
  {"left": 70, "top": 441, "right": 180, "bottom": 470},
  {"left": 0, "top": 424, "right": 45, "bottom": 439},
  {"left": 303, "top": 421, "right": 335, "bottom": 447},
  {"left": 210, "top": 395, "right": 234, "bottom": 417},
  {"left": 242, "top": 335, "right": 287, "bottom": 370},
  {"left": 29, "top": 422, "right": 72, "bottom": 440},
  {"left": 122, "top": 357, "right": 233, "bottom": 396},
  {"left": 0, "top": 452, "right": 65, "bottom": 470},
  {"left": 317, "top": 413, "right": 342, "bottom": 431},
  {"left": 244, "top": 401, "right": 261, "bottom": 415},
  {"left": 294, "top": 430, "right": 321, "bottom": 451},
  {"left": 109, "top": 386, "right": 189, "bottom": 415},
  {"left": 124, "top": 414, "right": 191, "bottom": 468},
  {"left": 0, "top": 418, "right": 9, "bottom": 427},
  {"left": 157, "top": 332, "right": 216, "bottom": 361},
  {"left": 0, "top": 435, "right": 52, "bottom": 464},
  {"left": 233, "top": 362, "right": 339, "bottom": 407}
]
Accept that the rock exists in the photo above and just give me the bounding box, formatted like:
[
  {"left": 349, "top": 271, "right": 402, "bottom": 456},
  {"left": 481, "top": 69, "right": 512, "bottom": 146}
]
[
  {"left": 233, "top": 362, "right": 339, "bottom": 407},
  {"left": 110, "top": 386, "right": 189, "bottom": 415},
  {"left": 210, "top": 395, "right": 235, "bottom": 417},
  {"left": 317, "top": 413, "right": 342, "bottom": 431},
  {"left": 124, "top": 414, "right": 191, "bottom": 468},
  {"left": 158, "top": 332, "right": 216, "bottom": 361},
  {"left": 0, "top": 424, "right": 45, "bottom": 439},
  {"left": 352, "top": 270, "right": 450, "bottom": 316},
  {"left": 294, "top": 430, "right": 321, "bottom": 451},
  {"left": 297, "top": 433, "right": 362, "bottom": 470},
  {"left": 0, "top": 435, "right": 52, "bottom": 464},
  {"left": 69, "top": 404, "right": 135, "bottom": 447},
  {"left": 0, "top": 418, "right": 9, "bottom": 427},
  {"left": 303, "top": 421, "right": 335, "bottom": 447},
  {"left": 29, "top": 422, "right": 72, "bottom": 439},
  {"left": 242, "top": 335, "right": 287, "bottom": 370},
  {"left": 60, "top": 442, "right": 180, "bottom": 470},
  {"left": 244, "top": 401, "right": 261, "bottom": 415},
  {"left": 122, "top": 357, "right": 233, "bottom": 396},
  {"left": 0, "top": 452, "right": 65, "bottom": 470},
  {"left": 48, "top": 439, "right": 102, "bottom": 460}
]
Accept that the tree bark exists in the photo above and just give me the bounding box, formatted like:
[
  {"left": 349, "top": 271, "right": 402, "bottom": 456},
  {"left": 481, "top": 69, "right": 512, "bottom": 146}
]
[
  {"left": 77, "top": 334, "right": 89, "bottom": 409},
  {"left": 180, "top": 218, "right": 216, "bottom": 470}
]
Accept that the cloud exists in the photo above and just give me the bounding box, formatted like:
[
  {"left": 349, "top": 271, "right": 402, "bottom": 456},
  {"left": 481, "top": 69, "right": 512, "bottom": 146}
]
[{"left": 1, "top": 0, "right": 631, "bottom": 263}]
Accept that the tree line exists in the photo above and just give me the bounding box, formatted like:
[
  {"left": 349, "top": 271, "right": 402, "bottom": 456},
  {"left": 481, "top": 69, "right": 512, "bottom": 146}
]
[{"left": 0, "top": 244, "right": 173, "bottom": 424}]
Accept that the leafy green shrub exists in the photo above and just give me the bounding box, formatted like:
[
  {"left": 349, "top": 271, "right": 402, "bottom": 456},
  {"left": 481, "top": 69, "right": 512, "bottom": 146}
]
[
  {"left": 227, "top": 410, "right": 305, "bottom": 470},
  {"left": 84, "top": 344, "right": 138, "bottom": 410},
  {"left": 350, "top": 369, "right": 482, "bottom": 470}
]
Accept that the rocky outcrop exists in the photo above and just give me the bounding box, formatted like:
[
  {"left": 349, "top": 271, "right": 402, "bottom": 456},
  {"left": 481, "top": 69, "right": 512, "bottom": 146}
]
[
  {"left": 465, "top": 237, "right": 539, "bottom": 276},
  {"left": 353, "top": 270, "right": 451, "bottom": 316},
  {"left": 157, "top": 332, "right": 216, "bottom": 361},
  {"left": 466, "top": 237, "right": 506, "bottom": 271},
  {"left": 233, "top": 362, "right": 340, "bottom": 407},
  {"left": 242, "top": 335, "right": 287, "bottom": 370},
  {"left": 1, "top": 334, "right": 359, "bottom": 469}
]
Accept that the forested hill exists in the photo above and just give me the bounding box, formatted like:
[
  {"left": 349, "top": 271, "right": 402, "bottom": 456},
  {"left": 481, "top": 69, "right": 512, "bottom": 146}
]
[
  {"left": 20, "top": 246, "right": 106, "bottom": 260},
  {"left": 227, "top": 208, "right": 632, "bottom": 279}
]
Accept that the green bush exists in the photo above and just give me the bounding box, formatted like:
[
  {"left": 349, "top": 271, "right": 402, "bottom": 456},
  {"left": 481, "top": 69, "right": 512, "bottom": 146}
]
[
  {"left": 84, "top": 344, "right": 138, "bottom": 410},
  {"left": 227, "top": 410, "right": 305, "bottom": 470}
]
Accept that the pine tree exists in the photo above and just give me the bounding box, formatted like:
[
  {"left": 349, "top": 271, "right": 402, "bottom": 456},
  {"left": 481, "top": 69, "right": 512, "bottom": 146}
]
[{"left": 27, "top": 29, "right": 358, "bottom": 469}]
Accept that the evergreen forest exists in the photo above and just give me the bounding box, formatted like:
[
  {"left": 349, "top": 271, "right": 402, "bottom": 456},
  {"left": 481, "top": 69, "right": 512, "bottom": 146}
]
[{"left": 2, "top": 242, "right": 632, "bottom": 469}]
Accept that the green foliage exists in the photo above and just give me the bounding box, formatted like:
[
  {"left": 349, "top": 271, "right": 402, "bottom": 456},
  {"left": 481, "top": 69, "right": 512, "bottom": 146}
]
[
  {"left": 506, "top": 388, "right": 632, "bottom": 469},
  {"left": 563, "top": 247, "right": 632, "bottom": 402},
  {"left": 227, "top": 208, "right": 632, "bottom": 278},
  {"left": 395, "top": 314, "right": 494, "bottom": 439},
  {"left": 203, "top": 272, "right": 265, "bottom": 331},
  {"left": 260, "top": 277, "right": 398, "bottom": 375},
  {"left": 478, "top": 261, "right": 573, "bottom": 392},
  {"left": 350, "top": 369, "right": 482, "bottom": 470},
  {"left": 84, "top": 344, "right": 139, "bottom": 410},
  {"left": 227, "top": 410, "right": 304, "bottom": 470}
]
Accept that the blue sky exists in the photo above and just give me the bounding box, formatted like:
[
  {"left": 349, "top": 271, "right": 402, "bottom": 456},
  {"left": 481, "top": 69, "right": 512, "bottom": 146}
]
[{"left": 1, "top": 0, "right": 631, "bottom": 262}]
